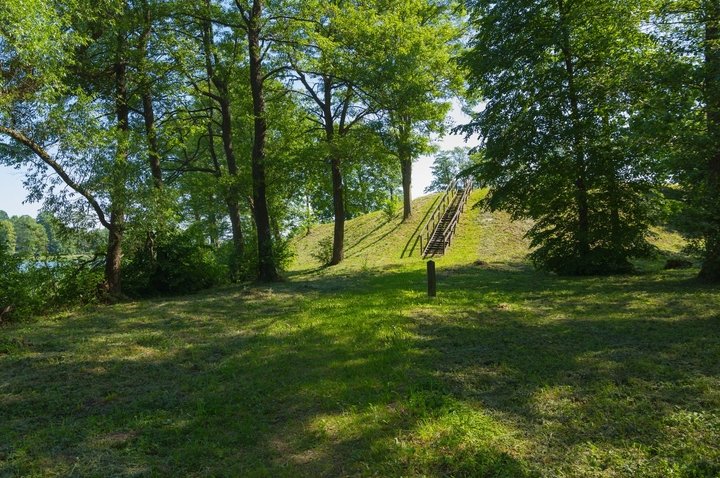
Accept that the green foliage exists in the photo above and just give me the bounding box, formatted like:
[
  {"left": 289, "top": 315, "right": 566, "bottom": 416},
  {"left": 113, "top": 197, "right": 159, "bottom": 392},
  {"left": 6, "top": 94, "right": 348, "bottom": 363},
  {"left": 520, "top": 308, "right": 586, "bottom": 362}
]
[
  {"left": 646, "top": 1, "right": 720, "bottom": 281},
  {"left": 381, "top": 197, "right": 402, "bottom": 222},
  {"left": 123, "top": 230, "right": 227, "bottom": 297},
  {"left": 271, "top": 236, "right": 296, "bottom": 272},
  {"left": 311, "top": 236, "right": 334, "bottom": 266},
  {"left": 0, "top": 219, "right": 16, "bottom": 254},
  {"left": 0, "top": 248, "right": 102, "bottom": 322},
  {"left": 462, "top": 0, "right": 661, "bottom": 275},
  {"left": 425, "top": 147, "right": 475, "bottom": 193},
  {"left": 11, "top": 215, "right": 48, "bottom": 256}
]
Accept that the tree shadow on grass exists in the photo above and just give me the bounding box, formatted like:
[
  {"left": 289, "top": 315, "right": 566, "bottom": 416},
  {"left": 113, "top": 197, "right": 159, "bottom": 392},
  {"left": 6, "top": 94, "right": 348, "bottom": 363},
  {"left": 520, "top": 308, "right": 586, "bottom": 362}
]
[
  {"left": 408, "top": 264, "right": 720, "bottom": 474},
  {"left": 1, "top": 264, "right": 718, "bottom": 476},
  {"left": 0, "top": 271, "right": 534, "bottom": 477}
]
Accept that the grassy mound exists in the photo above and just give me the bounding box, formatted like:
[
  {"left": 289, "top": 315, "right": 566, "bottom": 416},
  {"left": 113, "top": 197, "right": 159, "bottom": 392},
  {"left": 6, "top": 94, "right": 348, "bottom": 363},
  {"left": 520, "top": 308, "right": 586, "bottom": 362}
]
[
  {"left": 290, "top": 189, "right": 687, "bottom": 274},
  {"left": 1, "top": 192, "right": 717, "bottom": 477}
]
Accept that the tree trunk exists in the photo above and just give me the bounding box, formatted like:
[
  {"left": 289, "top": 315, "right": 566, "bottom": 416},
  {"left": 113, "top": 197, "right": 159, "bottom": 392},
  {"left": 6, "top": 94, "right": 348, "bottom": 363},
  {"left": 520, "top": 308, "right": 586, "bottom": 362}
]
[
  {"left": 318, "top": 76, "right": 345, "bottom": 266},
  {"left": 401, "top": 157, "right": 412, "bottom": 220},
  {"left": 218, "top": 95, "right": 245, "bottom": 278},
  {"left": 104, "top": 221, "right": 123, "bottom": 296},
  {"left": 701, "top": 2, "right": 720, "bottom": 281},
  {"left": 398, "top": 117, "right": 413, "bottom": 221},
  {"left": 330, "top": 155, "right": 345, "bottom": 265},
  {"left": 247, "top": 0, "right": 278, "bottom": 281},
  {"left": 105, "top": 27, "right": 129, "bottom": 298}
]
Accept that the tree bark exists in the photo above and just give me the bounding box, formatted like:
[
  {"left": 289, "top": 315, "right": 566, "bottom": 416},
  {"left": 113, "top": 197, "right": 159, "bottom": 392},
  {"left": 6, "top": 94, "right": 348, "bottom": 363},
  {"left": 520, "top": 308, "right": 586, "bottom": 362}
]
[
  {"left": 218, "top": 94, "right": 245, "bottom": 278},
  {"left": 330, "top": 155, "right": 345, "bottom": 265},
  {"left": 247, "top": 0, "right": 278, "bottom": 281},
  {"left": 398, "top": 117, "right": 413, "bottom": 221},
  {"left": 401, "top": 157, "right": 412, "bottom": 220},
  {"left": 320, "top": 77, "right": 345, "bottom": 265}
]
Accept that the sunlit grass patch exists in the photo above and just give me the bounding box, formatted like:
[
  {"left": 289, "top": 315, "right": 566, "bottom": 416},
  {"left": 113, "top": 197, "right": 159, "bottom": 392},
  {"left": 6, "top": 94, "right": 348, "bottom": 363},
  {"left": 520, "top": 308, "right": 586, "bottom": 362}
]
[{"left": 2, "top": 193, "right": 719, "bottom": 476}]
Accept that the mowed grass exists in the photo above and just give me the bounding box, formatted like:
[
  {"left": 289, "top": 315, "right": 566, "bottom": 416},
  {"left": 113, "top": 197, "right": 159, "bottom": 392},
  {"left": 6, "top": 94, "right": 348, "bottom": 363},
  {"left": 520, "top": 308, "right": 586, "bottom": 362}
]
[{"left": 1, "top": 192, "right": 719, "bottom": 477}]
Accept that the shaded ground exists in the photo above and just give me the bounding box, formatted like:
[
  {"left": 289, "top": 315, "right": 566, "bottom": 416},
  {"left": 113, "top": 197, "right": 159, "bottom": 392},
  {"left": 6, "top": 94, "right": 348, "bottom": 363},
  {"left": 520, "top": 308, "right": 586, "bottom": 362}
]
[
  {"left": 1, "top": 195, "right": 717, "bottom": 477},
  {"left": 1, "top": 262, "right": 718, "bottom": 477}
]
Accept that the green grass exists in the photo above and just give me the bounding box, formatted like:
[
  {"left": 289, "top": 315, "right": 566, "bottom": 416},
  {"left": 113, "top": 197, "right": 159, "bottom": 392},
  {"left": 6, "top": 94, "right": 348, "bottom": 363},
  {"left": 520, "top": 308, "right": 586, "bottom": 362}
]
[{"left": 1, "top": 192, "right": 719, "bottom": 477}]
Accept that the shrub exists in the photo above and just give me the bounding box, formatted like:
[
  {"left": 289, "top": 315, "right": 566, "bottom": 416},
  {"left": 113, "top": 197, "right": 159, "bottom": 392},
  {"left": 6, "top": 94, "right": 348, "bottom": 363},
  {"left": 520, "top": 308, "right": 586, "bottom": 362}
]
[
  {"left": 123, "top": 230, "right": 227, "bottom": 297},
  {"left": 272, "top": 236, "right": 296, "bottom": 272},
  {"left": 0, "top": 250, "right": 102, "bottom": 322},
  {"left": 311, "top": 236, "right": 334, "bottom": 266},
  {"left": 381, "top": 198, "right": 402, "bottom": 222}
]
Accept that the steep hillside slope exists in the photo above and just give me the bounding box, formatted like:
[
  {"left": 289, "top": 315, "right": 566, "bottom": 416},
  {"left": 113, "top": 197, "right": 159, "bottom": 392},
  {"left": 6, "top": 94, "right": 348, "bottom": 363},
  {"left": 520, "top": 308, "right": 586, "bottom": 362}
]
[{"left": 289, "top": 189, "right": 687, "bottom": 275}]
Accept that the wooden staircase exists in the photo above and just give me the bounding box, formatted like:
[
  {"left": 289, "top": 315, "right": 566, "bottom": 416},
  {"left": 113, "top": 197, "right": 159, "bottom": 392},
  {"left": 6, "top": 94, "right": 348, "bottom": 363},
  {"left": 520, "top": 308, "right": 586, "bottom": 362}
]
[{"left": 418, "top": 179, "right": 473, "bottom": 258}]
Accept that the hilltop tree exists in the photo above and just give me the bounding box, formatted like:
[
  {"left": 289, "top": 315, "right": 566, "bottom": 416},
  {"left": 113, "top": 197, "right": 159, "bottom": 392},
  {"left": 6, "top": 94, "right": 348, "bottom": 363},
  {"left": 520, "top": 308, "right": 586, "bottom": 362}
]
[
  {"left": 461, "top": 0, "right": 661, "bottom": 274},
  {"left": 425, "top": 147, "right": 474, "bottom": 193},
  {"left": 352, "top": 0, "right": 462, "bottom": 220}
]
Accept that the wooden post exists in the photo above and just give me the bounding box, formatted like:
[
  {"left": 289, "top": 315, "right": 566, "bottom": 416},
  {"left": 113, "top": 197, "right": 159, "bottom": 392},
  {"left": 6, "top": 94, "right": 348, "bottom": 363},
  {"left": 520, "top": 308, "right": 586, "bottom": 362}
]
[{"left": 427, "top": 260, "right": 436, "bottom": 297}]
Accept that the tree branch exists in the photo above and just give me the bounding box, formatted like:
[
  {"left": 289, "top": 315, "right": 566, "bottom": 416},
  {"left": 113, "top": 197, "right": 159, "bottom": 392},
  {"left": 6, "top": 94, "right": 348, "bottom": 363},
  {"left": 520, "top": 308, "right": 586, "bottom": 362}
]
[{"left": 0, "top": 126, "right": 111, "bottom": 229}]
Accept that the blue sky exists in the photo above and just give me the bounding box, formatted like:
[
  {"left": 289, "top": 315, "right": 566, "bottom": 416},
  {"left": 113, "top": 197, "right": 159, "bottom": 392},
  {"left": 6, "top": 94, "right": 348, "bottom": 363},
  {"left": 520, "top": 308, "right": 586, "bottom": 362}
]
[
  {"left": 0, "top": 104, "right": 478, "bottom": 218},
  {"left": 0, "top": 164, "right": 39, "bottom": 217}
]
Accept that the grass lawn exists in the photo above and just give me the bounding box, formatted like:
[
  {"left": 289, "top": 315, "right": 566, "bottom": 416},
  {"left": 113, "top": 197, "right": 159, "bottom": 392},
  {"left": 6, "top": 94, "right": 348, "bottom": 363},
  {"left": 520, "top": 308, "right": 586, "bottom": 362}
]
[{"left": 1, "top": 192, "right": 719, "bottom": 477}]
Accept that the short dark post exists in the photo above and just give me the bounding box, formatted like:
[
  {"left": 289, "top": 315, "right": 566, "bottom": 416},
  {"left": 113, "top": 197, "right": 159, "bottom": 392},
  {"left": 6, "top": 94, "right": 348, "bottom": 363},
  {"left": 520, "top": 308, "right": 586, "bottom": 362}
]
[{"left": 427, "top": 260, "right": 436, "bottom": 297}]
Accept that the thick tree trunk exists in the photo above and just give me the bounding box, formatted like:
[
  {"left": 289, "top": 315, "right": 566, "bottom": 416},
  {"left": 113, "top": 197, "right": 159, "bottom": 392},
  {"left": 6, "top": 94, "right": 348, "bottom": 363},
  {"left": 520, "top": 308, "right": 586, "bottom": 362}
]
[
  {"left": 401, "top": 157, "right": 412, "bottom": 220},
  {"left": 104, "top": 220, "right": 124, "bottom": 296},
  {"left": 397, "top": 117, "right": 413, "bottom": 221},
  {"left": 701, "top": 4, "right": 720, "bottom": 281},
  {"left": 247, "top": 0, "right": 278, "bottom": 281}
]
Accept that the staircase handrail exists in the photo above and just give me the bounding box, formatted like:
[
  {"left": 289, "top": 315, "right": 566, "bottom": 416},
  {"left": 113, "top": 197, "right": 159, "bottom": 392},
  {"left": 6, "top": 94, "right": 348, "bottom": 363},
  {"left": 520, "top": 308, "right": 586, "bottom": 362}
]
[
  {"left": 418, "top": 178, "right": 457, "bottom": 254},
  {"left": 440, "top": 179, "right": 474, "bottom": 251}
]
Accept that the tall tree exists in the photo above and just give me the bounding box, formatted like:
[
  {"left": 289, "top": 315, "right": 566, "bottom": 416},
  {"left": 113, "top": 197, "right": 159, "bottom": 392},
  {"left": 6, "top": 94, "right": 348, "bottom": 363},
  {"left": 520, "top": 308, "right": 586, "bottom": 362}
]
[
  {"left": 11, "top": 215, "right": 48, "bottom": 256},
  {"left": 0, "top": 220, "right": 16, "bottom": 254},
  {"left": 232, "top": 0, "right": 281, "bottom": 281},
  {"left": 461, "top": 0, "right": 661, "bottom": 274},
  {"left": 353, "top": 0, "right": 461, "bottom": 220},
  {"left": 186, "top": 0, "right": 249, "bottom": 280},
  {"left": 425, "top": 147, "right": 474, "bottom": 193},
  {"left": 651, "top": 0, "right": 720, "bottom": 281},
  {"left": 0, "top": 0, "right": 172, "bottom": 296},
  {"left": 288, "top": 0, "right": 376, "bottom": 265}
]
